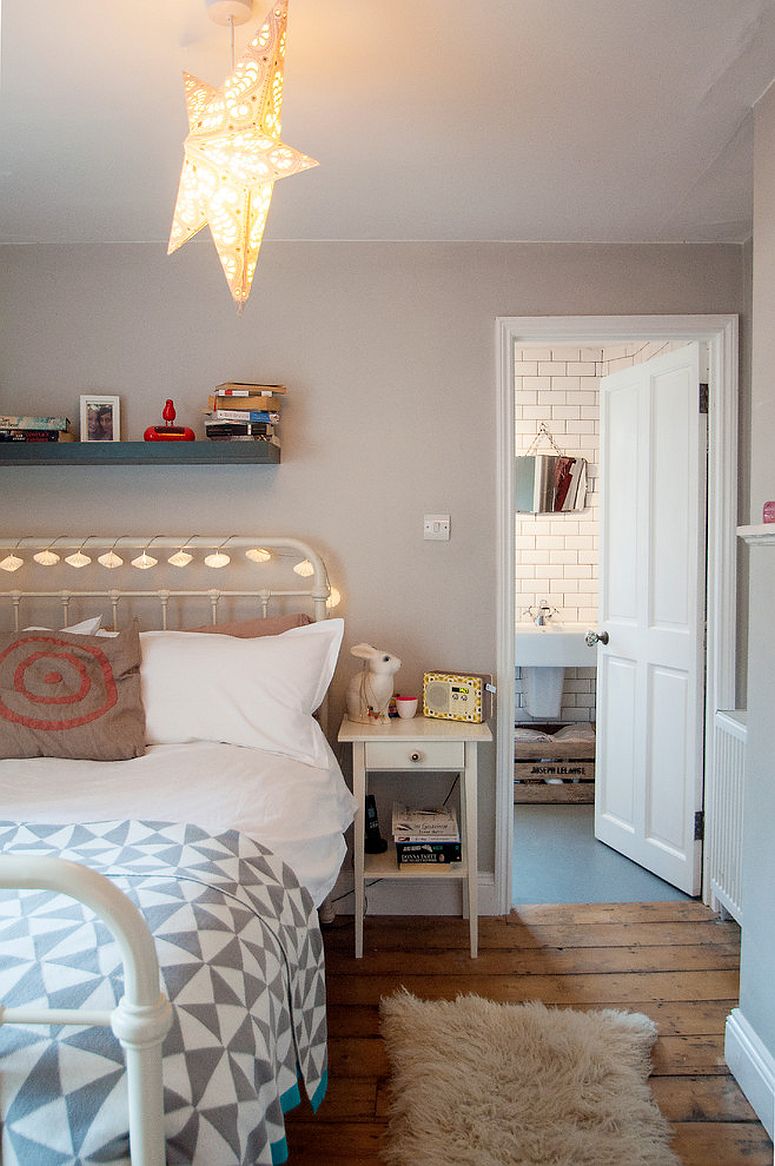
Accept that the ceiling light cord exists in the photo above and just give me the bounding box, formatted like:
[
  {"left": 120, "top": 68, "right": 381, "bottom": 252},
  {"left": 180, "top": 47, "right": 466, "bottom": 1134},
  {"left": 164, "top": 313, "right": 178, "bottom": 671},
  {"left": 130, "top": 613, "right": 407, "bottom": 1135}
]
[{"left": 229, "top": 15, "right": 236, "bottom": 70}]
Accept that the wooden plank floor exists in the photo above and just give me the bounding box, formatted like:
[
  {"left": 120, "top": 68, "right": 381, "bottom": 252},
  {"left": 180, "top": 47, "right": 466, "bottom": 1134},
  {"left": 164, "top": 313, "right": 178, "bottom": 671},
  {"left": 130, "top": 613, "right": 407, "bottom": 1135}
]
[{"left": 284, "top": 902, "right": 772, "bottom": 1165}]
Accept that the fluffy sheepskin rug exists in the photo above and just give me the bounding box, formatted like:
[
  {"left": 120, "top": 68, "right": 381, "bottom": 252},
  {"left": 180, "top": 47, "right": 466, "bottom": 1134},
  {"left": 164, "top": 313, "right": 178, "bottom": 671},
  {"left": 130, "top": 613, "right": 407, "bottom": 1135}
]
[{"left": 379, "top": 992, "right": 679, "bottom": 1166}]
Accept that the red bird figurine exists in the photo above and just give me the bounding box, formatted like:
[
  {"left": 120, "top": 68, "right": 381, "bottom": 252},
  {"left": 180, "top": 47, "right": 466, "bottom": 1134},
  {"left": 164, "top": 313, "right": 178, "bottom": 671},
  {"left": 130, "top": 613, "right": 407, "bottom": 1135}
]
[{"left": 144, "top": 398, "right": 195, "bottom": 442}]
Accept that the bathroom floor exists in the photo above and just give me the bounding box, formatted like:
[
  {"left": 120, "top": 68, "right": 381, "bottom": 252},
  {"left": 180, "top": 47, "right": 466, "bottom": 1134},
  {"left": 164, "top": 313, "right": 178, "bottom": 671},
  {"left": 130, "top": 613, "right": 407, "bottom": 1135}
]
[{"left": 512, "top": 804, "right": 692, "bottom": 904}]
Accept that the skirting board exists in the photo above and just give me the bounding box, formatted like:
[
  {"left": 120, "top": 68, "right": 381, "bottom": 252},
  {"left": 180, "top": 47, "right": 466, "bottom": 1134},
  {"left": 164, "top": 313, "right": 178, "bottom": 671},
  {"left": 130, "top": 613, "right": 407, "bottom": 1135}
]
[
  {"left": 330, "top": 871, "right": 497, "bottom": 916},
  {"left": 725, "top": 1007, "right": 775, "bottom": 1139}
]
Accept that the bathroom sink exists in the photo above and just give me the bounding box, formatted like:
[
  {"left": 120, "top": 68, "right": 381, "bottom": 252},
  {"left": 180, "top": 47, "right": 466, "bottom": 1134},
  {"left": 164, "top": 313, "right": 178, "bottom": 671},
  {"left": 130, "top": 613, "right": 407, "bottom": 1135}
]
[{"left": 515, "top": 623, "right": 595, "bottom": 667}]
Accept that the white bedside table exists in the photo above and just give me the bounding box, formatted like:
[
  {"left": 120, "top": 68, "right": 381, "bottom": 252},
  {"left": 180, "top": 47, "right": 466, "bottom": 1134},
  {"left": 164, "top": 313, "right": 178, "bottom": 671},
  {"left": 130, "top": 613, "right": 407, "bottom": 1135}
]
[{"left": 338, "top": 716, "right": 492, "bottom": 959}]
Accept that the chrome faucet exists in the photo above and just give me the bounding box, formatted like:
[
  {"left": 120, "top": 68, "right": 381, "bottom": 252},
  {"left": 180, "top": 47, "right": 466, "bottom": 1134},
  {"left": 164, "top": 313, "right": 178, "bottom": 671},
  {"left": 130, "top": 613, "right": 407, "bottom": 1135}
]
[{"left": 523, "top": 600, "right": 558, "bottom": 626}]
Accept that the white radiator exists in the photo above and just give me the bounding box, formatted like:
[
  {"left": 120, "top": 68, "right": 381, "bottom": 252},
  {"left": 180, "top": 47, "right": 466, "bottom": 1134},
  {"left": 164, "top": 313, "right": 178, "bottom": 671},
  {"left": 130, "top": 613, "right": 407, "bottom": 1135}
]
[{"left": 708, "top": 709, "right": 747, "bottom": 924}]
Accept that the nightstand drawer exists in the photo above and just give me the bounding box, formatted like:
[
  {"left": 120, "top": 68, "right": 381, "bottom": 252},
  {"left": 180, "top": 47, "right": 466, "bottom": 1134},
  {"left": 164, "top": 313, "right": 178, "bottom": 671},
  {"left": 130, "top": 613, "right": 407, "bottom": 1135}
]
[{"left": 364, "top": 740, "right": 465, "bottom": 770}]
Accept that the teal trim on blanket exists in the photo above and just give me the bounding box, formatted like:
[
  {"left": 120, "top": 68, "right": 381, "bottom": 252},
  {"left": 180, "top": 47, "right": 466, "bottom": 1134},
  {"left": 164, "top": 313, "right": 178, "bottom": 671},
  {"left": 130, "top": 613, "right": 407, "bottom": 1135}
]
[
  {"left": 280, "top": 1080, "right": 302, "bottom": 1114},
  {"left": 270, "top": 1070, "right": 328, "bottom": 1161},
  {"left": 270, "top": 1136, "right": 289, "bottom": 1165},
  {"left": 310, "top": 1068, "right": 328, "bottom": 1113}
]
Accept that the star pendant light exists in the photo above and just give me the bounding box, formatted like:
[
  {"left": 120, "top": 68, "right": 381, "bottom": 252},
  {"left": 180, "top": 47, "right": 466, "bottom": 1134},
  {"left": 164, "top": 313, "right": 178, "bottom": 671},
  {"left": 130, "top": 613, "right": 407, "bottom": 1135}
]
[{"left": 168, "top": 0, "right": 318, "bottom": 308}]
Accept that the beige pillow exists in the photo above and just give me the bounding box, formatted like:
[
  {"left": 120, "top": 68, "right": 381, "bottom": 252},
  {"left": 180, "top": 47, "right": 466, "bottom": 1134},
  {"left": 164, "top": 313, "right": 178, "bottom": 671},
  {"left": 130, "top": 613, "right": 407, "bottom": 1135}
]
[
  {"left": 0, "top": 623, "right": 145, "bottom": 760},
  {"left": 185, "top": 613, "right": 312, "bottom": 637}
]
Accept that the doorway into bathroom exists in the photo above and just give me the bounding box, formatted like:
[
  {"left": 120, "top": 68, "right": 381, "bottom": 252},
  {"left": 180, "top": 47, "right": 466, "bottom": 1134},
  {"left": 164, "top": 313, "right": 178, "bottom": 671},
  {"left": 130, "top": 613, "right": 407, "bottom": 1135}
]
[
  {"left": 493, "top": 316, "right": 739, "bottom": 915},
  {"left": 513, "top": 338, "right": 700, "bottom": 903}
]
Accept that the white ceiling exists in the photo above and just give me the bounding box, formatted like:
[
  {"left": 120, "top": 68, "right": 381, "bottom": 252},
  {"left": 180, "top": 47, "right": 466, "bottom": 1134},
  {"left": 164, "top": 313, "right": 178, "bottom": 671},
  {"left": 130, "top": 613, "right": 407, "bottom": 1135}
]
[{"left": 2, "top": 0, "right": 775, "bottom": 245}]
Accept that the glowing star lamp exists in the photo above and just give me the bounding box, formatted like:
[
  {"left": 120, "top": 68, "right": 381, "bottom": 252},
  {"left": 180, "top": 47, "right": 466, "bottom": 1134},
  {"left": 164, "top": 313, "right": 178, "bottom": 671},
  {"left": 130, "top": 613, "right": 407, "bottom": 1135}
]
[{"left": 168, "top": 0, "right": 318, "bottom": 308}]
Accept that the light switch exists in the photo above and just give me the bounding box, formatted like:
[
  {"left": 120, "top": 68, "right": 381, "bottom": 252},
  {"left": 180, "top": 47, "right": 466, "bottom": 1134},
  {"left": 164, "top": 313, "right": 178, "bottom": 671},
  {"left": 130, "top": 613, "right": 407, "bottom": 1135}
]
[{"left": 423, "top": 514, "right": 451, "bottom": 541}]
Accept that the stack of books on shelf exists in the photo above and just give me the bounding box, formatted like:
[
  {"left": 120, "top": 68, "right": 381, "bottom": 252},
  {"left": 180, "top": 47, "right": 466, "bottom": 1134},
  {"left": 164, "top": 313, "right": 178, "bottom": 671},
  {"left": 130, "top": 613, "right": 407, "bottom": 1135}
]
[
  {"left": 0, "top": 415, "right": 74, "bottom": 442},
  {"left": 204, "top": 382, "right": 285, "bottom": 447},
  {"left": 391, "top": 803, "right": 461, "bottom": 867}
]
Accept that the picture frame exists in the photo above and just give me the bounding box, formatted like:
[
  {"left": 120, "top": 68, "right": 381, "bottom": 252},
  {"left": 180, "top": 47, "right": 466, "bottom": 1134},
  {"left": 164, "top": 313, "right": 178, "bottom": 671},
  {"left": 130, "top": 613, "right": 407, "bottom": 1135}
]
[{"left": 80, "top": 395, "right": 121, "bottom": 442}]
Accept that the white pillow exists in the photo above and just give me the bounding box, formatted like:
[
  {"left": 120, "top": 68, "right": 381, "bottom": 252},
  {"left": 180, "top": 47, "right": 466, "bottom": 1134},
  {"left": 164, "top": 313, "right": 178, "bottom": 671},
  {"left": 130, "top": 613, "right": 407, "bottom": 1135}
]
[
  {"left": 140, "top": 618, "right": 344, "bottom": 767},
  {"left": 23, "top": 615, "right": 103, "bottom": 635}
]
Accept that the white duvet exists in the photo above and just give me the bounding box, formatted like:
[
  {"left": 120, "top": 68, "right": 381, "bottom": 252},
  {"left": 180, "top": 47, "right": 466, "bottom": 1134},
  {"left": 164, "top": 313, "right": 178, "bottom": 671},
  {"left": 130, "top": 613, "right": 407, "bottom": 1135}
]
[{"left": 0, "top": 738, "right": 355, "bottom": 906}]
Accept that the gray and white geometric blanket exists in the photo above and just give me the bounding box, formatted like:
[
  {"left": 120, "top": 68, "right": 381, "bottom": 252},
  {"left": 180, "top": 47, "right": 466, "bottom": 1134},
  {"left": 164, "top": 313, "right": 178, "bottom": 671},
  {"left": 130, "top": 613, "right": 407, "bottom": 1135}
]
[{"left": 0, "top": 819, "right": 328, "bottom": 1165}]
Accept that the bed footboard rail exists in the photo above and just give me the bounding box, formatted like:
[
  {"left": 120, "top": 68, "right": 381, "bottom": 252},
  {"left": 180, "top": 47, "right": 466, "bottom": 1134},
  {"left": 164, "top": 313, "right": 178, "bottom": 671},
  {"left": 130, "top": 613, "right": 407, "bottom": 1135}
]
[{"left": 0, "top": 855, "right": 173, "bottom": 1166}]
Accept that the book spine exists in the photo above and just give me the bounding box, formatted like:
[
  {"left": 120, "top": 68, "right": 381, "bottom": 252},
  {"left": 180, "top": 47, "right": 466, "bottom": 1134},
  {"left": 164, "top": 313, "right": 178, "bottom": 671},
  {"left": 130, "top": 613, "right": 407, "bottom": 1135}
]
[
  {"left": 0, "top": 416, "right": 70, "bottom": 431},
  {"left": 205, "top": 409, "right": 280, "bottom": 423},
  {"left": 214, "top": 389, "right": 281, "bottom": 397},
  {"left": 0, "top": 429, "right": 62, "bottom": 442},
  {"left": 393, "top": 835, "right": 461, "bottom": 844},
  {"left": 215, "top": 383, "right": 287, "bottom": 395},
  {"left": 205, "top": 422, "right": 276, "bottom": 434},
  {"left": 396, "top": 843, "right": 462, "bottom": 865},
  {"left": 206, "top": 434, "right": 281, "bottom": 446},
  {"left": 208, "top": 396, "right": 282, "bottom": 412}
]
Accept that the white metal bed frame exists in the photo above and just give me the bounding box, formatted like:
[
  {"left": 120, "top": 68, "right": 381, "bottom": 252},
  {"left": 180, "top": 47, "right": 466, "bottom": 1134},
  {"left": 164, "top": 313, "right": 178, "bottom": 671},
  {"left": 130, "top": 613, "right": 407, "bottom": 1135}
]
[
  {"left": 0, "top": 534, "right": 335, "bottom": 1165},
  {"left": 0, "top": 535, "right": 331, "bottom": 626},
  {"left": 0, "top": 858, "right": 173, "bottom": 1166}
]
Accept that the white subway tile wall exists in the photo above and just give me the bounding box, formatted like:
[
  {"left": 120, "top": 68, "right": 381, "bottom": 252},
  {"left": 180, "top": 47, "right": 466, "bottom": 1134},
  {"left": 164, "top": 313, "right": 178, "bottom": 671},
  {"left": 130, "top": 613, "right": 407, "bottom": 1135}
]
[{"left": 514, "top": 339, "right": 681, "bottom": 723}]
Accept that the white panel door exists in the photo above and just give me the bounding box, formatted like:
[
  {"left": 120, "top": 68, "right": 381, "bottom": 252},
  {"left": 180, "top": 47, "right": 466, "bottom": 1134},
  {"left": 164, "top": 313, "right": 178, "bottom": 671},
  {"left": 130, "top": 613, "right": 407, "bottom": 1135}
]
[{"left": 596, "top": 343, "right": 706, "bottom": 894}]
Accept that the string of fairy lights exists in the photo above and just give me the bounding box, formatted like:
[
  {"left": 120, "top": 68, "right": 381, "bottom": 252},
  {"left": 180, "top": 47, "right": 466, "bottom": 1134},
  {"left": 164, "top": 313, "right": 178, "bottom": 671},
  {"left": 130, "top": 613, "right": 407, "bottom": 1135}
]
[{"left": 0, "top": 537, "right": 341, "bottom": 609}]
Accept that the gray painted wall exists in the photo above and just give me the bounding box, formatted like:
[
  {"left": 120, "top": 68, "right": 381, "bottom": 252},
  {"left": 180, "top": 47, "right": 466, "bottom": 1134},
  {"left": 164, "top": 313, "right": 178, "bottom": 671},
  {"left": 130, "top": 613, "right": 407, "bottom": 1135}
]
[
  {"left": 739, "top": 85, "right": 775, "bottom": 1053},
  {"left": 0, "top": 240, "right": 745, "bottom": 882}
]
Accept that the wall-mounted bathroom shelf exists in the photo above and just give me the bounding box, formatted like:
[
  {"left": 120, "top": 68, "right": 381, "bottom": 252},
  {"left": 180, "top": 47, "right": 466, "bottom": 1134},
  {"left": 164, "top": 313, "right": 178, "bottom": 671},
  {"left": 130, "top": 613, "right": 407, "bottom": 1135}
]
[
  {"left": 0, "top": 442, "right": 280, "bottom": 467},
  {"left": 737, "top": 524, "right": 775, "bottom": 545}
]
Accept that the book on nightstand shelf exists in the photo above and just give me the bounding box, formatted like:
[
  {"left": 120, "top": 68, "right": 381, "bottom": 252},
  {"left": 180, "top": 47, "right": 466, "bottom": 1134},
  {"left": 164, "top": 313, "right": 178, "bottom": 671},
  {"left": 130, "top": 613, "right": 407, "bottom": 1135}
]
[
  {"left": 392, "top": 802, "right": 462, "bottom": 866},
  {"left": 394, "top": 841, "right": 462, "bottom": 866},
  {"left": 392, "top": 803, "right": 460, "bottom": 844}
]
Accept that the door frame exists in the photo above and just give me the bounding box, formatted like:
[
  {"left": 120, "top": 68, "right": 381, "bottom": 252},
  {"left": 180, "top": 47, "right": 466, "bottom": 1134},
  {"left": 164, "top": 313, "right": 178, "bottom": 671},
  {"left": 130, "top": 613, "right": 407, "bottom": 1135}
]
[{"left": 494, "top": 315, "right": 739, "bottom": 914}]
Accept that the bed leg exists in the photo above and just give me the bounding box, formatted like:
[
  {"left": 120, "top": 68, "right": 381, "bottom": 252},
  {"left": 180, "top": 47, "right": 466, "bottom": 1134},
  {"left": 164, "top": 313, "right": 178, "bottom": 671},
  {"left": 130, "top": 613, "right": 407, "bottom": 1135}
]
[{"left": 112, "top": 997, "right": 173, "bottom": 1166}]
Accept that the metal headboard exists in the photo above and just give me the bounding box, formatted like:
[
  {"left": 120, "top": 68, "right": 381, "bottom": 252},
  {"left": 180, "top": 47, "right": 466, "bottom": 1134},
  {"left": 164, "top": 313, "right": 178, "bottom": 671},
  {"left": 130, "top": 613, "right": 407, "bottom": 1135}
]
[
  {"left": 0, "top": 535, "right": 337, "bottom": 728},
  {"left": 0, "top": 535, "right": 333, "bottom": 629}
]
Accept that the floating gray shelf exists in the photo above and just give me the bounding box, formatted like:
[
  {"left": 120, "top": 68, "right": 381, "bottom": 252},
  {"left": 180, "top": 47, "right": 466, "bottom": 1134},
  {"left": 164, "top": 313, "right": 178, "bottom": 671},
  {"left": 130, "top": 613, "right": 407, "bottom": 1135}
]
[{"left": 0, "top": 441, "right": 280, "bottom": 466}]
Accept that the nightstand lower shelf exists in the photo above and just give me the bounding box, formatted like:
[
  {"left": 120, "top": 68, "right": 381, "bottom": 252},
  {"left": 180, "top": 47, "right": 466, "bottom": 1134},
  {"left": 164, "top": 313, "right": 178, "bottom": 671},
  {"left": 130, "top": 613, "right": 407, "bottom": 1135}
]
[{"left": 365, "top": 844, "right": 468, "bottom": 879}]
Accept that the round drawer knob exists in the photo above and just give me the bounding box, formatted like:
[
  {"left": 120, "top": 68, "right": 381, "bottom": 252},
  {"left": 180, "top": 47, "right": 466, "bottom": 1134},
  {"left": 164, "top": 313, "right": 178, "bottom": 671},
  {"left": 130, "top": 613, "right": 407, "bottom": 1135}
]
[{"left": 410, "top": 751, "right": 423, "bottom": 763}]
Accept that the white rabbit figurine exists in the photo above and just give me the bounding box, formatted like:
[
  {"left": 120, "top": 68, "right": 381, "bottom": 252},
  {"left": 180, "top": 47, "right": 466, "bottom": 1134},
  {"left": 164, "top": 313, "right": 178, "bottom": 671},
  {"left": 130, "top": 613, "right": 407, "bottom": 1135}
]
[{"left": 346, "top": 643, "right": 402, "bottom": 724}]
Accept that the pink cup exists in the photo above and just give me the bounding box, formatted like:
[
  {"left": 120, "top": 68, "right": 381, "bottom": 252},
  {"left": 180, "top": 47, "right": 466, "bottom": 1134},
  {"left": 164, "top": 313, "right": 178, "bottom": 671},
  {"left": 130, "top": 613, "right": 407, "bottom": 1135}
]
[{"left": 396, "top": 695, "right": 418, "bottom": 719}]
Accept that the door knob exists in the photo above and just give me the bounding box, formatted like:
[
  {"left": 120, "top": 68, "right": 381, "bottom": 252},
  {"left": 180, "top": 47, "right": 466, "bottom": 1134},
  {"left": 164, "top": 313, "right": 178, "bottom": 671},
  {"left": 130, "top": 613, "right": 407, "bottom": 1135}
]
[{"left": 585, "top": 630, "right": 609, "bottom": 646}]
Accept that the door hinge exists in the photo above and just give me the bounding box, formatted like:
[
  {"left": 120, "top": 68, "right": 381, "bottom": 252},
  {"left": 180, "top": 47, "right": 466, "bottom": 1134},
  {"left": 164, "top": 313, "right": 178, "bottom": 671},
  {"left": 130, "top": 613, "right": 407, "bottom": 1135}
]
[
  {"left": 694, "top": 810, "right": 705, "bottom": 841},
  {"left": 699, "top": 383, "right": 709, "bottom": 415}
]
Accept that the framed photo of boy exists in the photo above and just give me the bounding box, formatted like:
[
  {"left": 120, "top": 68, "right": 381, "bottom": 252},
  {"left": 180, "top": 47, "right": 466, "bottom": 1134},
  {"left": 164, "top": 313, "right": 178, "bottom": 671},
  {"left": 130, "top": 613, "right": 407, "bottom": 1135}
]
[{"left": 80, "top": 395, "right": 120, "bottom": 442}]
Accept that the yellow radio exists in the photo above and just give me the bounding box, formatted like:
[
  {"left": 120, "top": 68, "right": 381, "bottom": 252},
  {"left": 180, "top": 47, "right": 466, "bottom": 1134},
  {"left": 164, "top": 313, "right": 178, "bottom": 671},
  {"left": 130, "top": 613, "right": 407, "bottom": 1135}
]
[{"left": 422, "top": 672, "right": 485, "bottom": 723}]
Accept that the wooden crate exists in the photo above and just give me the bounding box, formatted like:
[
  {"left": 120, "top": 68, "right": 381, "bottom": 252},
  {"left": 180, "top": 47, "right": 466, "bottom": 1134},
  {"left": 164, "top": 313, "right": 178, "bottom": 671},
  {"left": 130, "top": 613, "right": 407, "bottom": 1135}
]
[
  {"left": 515, "top": 760, "right": 595, "bottom": 781},
  {"left": 514, "top": 738, "right": 596, "bottom": 760},
  {"left": 514, "top": 781, "right": 594, "bottom": 804},
  {"left": 513, "top": 758, "right": 595, "bottom": 804}
]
